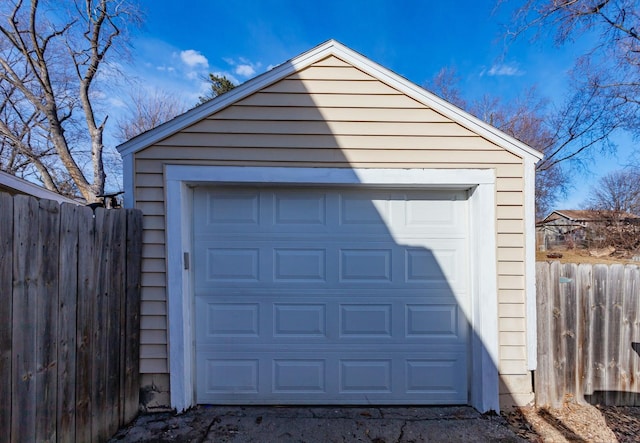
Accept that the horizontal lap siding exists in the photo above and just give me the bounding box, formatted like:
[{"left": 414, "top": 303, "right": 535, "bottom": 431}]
[
  {"left": 133, "top": 55, "right": 528, "bottom": 380},
  {"left": 136, "top": 174, "right": 167, "bottom": 374}
]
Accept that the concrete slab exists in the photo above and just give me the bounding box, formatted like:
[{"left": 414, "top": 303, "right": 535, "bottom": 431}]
[{"left": 110, "top": 406, "right": 525, "bottom": 443}]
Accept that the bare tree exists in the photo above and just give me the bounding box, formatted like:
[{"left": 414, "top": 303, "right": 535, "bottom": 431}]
[
  {"left": 503, "top": 0, "right": 640, "bottom": 135},
  {"left": 0, "top": 0, "right": 140, "bottom": 202},
  {"left": 581, "top": 170, "right": 640, "bottom": 253},
  {"left": 427, "top": 70, "right": 569, "bottom": 217},
  {"left": 586, "top": 170, "right": 640, "bottom": 214},
  {"left": 116, "top": 87, "right": 186, "bottom": 142}
]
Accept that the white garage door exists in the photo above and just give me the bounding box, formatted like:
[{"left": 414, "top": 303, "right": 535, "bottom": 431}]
[{"left": 193, "top": 186, "right": 470, "bottom": 404}]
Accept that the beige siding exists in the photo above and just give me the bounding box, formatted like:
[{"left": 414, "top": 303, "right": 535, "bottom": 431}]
[{"left": 132, "top": 55, "right": 530, "bottom": 398}]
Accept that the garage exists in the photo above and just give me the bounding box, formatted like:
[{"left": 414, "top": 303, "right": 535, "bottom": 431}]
[
  {"left": 192, "top": 186, "right": 470, "bottom": 404},
  {"left": 118, "top": 40, "right": 542, "bottom": 412}
]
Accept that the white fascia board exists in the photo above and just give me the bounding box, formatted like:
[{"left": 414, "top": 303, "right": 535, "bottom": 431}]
[
  {"left": 165, "top": 165, "right": 495, "bottom": 187},
  {"left": 165, "top": 178, "right": 195, "bottom": 412},
  {"left": 469, "top": 178, "right": 500, "bottom": 412},
  {"left": 524, "top": 157, "right": 537, "bottom": 370}
]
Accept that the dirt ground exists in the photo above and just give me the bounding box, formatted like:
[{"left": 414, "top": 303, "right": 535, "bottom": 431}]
[
  {"left": 536, "top": 248, "right": 640, "bottom": 265},
  {"left": 504, "top": 402, "right": 640, "bottom": 442}
]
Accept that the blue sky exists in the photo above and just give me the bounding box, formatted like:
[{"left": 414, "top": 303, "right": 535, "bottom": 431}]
[{"left": 115, "top": 0, "right": 631, "bottom": 208}]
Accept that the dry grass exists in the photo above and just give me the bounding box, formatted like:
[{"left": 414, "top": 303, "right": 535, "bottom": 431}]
[
  {"left": 536, "top": 248, "right": 640, "bottom": 265},
  {"left": 505, "top": 402, "right": 640, "bottom": 443}
]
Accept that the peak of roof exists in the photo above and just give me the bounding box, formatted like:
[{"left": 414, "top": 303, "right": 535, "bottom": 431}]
[{"left": 116, "top": 40, "right": 544, "bottom": 163}]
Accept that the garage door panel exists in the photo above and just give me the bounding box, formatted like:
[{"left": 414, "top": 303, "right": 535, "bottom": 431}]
[
  {"left": 203, "top": 303, "right": 260, "bottom": 337},
  {"left": 195, "top": 297, "right": 468, "bottom": 345},
  {"left": 339, "top": 249, "right": 392, "bottom": 282},
  {"left": 273, "top": 359, "right": 327, "bottom": 393},
  {"left": 199, "top": 189, "right": 261, "bottom": 226},
  {"left": 338, "top": 192, "right": 392, "bottom": 227},
  {"left": 274, "top": 304, "right": 326, "bottom": 337},
  {"left": 194, "top": 186, "right": 470, "bottom": 405},
  {"left": 274, "top": 248, "right": 327, "bottom": 281},
  {"left": 274, "top": 192, "right": 327, "bottom": 225},
  {"left": 406, "top": 304, "right": 460, "bottom": 337},
  {"left": 196, "top": 351, "right": 468, "bottom": 404},
  {"left": 195, "top": 240, "right": 467, "bottom": 293},
  {"left": 194, "top": 188, "right": 467, "bottom": 236},
  {"left": 340, "top": 359, "right": 392, "bottom": 393},
  {"left": 339, "top": 304, "right": 392, "bottom": 336},
  {"left": 205, "top": 247, "right": 260, "bottom": 282}
]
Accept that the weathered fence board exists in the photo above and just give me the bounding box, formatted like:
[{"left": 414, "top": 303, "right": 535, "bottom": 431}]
[
  {"left": 12, "top": 195, "right": 39, "bottom": 442},
  {"left": 535, "top": 261, "right": 551, "bottom": 406},
  {"left": 0, "top": 193, "right": 13, "bottom": 443},
  {"left": 537, "top": 261, "right": 640, "bottom": 407},
  {"left": 0, "top": 192, "right": 142, "bottom": 442},
  {"left": 58, "top": 203, "right": 80, "bottom": 443},
  {"left": 36, "top": 198, "right": 60, "bottom": 443},
  {"left": 75, "top": 204, "right": 95, "bottom": 443},
  {"left": 122, "top": 210, "right": 142, "bottom": 425}
]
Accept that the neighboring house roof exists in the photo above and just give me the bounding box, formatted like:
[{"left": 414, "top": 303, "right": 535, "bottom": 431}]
[
  {"left": 116, "top": 39, "right": 544, "bottom": 163},
  {"left": 0, "top": 170, "right": 80, "bottom": 204},
  {"left": 539, "top": 209, "right": 640, "bottom": 225}
]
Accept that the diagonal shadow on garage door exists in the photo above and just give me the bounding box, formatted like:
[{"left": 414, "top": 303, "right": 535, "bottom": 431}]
[{"left": 164, "top": 58, "right": 520, "bottom": 412}]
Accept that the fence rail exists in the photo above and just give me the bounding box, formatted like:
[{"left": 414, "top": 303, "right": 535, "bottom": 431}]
[
  {"left": 0, "top": 192, "right": 142, "bottom": 442},
  {"left": 536, "top": 261, "right": 640, "bottom": 407}
]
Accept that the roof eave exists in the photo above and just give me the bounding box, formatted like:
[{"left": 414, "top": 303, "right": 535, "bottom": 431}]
[{"left": 0, "top": 170, "right": 80, "bottom": 204}]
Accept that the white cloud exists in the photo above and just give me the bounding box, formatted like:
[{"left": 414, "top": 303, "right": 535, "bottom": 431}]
[
  {"left": 483, "top": 63, "right": 525, "bottom": 77},
  {"left": 107, "top": 97, "right": 126, "bottom": 108},
  {"left": 224, "top": 57, "right": 261, "bottom": 78},
  {"left": 180, "top": 49, "right": 209, "bottom": 68},
  {"left": 235, "top": 64, "right": 255, "bottom": 77}
]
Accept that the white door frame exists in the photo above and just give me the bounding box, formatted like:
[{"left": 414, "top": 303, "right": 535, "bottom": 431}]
[{"left": 165, "top": 166, "right": 500, "bottom": 413}]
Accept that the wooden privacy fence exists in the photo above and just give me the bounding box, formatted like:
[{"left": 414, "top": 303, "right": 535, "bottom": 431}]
[
  {"left": 536, "top": 261, "right": 640, "bottom": 407},
  {"left": 0, "top": 192, "right": 143, "bottom": 442}
]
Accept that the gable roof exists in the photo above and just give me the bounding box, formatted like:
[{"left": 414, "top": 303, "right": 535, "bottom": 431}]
[
  {"left": 0, "top": 170, "right": 80, "bottom": 204},
  {"left": 117, "top": 40, "right": 544, "bottom": 162},
  {"left": 540, "top": 209, "right": 640, "bottom": 224}
]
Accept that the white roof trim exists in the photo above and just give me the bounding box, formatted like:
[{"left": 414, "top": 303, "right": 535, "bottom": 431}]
[
  {"left": 0, "top": 170, "right": 80, "bottom": 204},
  {"left": 117, "top": 40, "right": 543, "bottom": 162}
]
